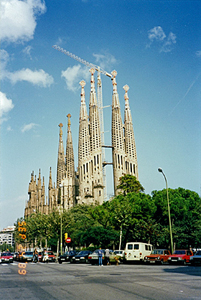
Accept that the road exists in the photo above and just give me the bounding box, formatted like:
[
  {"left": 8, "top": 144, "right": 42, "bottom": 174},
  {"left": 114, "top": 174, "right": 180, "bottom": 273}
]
[{"left": 0, "top": 261, "right": 200, "bottom": 300}]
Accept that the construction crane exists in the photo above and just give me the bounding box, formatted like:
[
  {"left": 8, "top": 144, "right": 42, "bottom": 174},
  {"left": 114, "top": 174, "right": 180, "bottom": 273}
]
[{"left": 53, "top": 45, "right": 113, "bottom": 201}]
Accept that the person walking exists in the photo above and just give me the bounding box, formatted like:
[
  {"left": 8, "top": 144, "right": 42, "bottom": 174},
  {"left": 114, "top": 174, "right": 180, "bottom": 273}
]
[
  {"left": 105, "top": 248, "right": 110, "bottom": 265},
  {"left": 98, "top": 247, "right": 103, "bottom": 266},
  {"left": 33, "top": 248, "right": 38, "bottom": 263}
]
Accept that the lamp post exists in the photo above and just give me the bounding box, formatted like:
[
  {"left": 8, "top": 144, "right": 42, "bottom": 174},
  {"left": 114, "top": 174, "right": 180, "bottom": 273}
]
[
  {"left": 158, "top": 168, "right": 174, "bottom": 254},
  {"left": 59, "top": 184, "right": 63, "bottom": 256}
]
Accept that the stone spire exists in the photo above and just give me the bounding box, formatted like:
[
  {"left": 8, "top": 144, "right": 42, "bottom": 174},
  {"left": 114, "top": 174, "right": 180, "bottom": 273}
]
[
  {"left": 78, "top": 80, "right": 92, "bottom": 203},
  {"left": 79, "top": 80, "right": 88, "bottom": 121},
  {"left": 111, "top": 70, "right": 125, "bottom": 195},
  {"left": 89, "top": 68, "right": 101, "bottom": 151},
  {"left": 42, "top": 176, "right": 45, "bottom": 206},
  {"left": 49, "top": 167, "right": 52, "bottom": 190},
  {"left": 66, "top": 113, "right": 75, "bottom": 178},
  {"left": 37, "top": 169, "right": 42, "bottom": 207},
  {"left": 89, "top": 68, "right": 104, "bottom": 204},
  {"left": 124, "top": 85, "right": 138, "bottom": 179},
  {"left": 56, "top": 123, "right": 65, "bottom": 188}
]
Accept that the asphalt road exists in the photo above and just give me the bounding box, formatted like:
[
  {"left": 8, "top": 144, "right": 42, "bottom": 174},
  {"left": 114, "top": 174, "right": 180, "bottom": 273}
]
[{"left": 0, "top": 261, "right": 200, "bottom": 300}]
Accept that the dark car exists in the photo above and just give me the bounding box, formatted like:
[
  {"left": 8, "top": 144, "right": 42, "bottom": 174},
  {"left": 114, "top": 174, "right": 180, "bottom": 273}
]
[
  {"left": 190, "top": 250, "right": 201, "bottom": 266},
  {"left": 58, "top": 250, "right": 78, "bottom": 264},
  {"left": 13, "top": 252, "right": 18, "bottom": 261},
  {"left": 20, "top": 251, "right": 33, "bottom": 262},
  {"left": 71, "top": 250, "right": 92, "bottom": 263},
  {"left": 0, "top": 252, "right": 13, "bottom": 263}
]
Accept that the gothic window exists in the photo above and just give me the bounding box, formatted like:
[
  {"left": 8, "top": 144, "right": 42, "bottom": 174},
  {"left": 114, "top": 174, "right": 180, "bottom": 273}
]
[{"left": 99, "top": 190, "right": 101, "bottom": 196}]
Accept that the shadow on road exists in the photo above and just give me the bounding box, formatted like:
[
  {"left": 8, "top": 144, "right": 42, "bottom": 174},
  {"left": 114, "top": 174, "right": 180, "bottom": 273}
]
[{"left": 163, "top": 265, "right": 201, "bottom": 276}]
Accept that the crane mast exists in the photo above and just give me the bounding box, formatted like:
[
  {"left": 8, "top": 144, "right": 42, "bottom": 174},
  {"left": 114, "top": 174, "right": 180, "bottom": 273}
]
[{"left": 53, "top": 45, "right": 112, "bottom": 201}]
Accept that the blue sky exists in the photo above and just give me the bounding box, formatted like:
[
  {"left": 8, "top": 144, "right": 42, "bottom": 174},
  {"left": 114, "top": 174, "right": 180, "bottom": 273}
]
[{"left": 1, "top": 0, "right": 200, "bottom": 230}]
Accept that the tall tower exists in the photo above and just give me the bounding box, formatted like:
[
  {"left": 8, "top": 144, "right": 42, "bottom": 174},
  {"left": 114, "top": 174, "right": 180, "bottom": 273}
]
[
  {"left": 78, "top": 80, "right": 92, "bottom": 204},
  {"left": 111, "top": 70, "right": 126, "bottom": 195},
  {"left": 59, "top": 113, "right": 76, "bottom": 210},
  {"left": 123, "top": 85, "right": 138, "bottom": 179},
  {"left": 66, "top": 114, "right": 75, "bottom": 179},
  {"left": 56, "top": 123, "right": 65, "bottom": 188},
  {"left": 88, "top": 68, "right": 104, "bottom": 205}
]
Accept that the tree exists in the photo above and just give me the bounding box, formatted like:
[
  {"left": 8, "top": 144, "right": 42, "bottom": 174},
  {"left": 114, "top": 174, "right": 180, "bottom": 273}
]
[
  {"left": 82, "top": 226, "right": 119, "bottom": 248},
  {"left": 152, "top": 188, "right": 201, "bottom": 249},
  {"left": 117, "top": 174, "right": 144, "bottom": 195}
]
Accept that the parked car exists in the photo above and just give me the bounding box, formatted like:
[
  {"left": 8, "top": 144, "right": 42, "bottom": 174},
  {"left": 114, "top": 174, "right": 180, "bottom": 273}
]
[
  {"left": 88, "top": 249, "right": 114, "bottom": 265},
  {"left": 113, "top": 250, "right": 125, "bottom": 262},
  {"left": 37, "top": 251, "right": 43, "bottom": 262},
  {"left": 71, "top": 250, "right": 92, "bottom": 263},
  {"left": 58, "top": 250, "right": 78, "bottom": 264},
  {"left": 109, "top": 251, "right": 122, "bottom": 264},
  {"left": 88, "top": 249, "right": 105, "bottom": 265},
  {"left": 168, "top": 250, "right": 193, "bottom": 264},
  {"left": 0, "top": 252, "right": 13, "bottom": 263},
  {"left": 190, "top": 250, "right": 201, "bottom": 266},
  {"left": 16, "top": 252, "right": 24, "bottom": 261},
  {"left": 13, "top": 252, "right": 19, "bottom": 261},
  {"left": 144, "top": 249, "right": 171, "bottom": 264},
  {"left": 20, "top": 251, "right": 33, "bottom": 262},
  {"left": 42, "top": 250, "right": 56, "bottom": 262},
  {"left": 124, "top": 242, "right": 152, "bottom": 262}
]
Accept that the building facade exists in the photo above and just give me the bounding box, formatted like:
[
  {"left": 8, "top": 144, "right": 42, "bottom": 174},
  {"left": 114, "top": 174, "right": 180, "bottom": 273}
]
[
  {"left": 0, "top": 226, "right": 15, "bottom": 247},
  {"left": 24, "top": 70, "right": 138, "bottom": 217}
]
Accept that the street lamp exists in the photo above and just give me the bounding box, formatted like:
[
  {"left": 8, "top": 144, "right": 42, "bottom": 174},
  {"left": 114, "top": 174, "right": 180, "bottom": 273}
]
[
  {"left": 158, "top": 168, "right": 174, "bottom": 254},
  {"left": 60, "top": 207, "right": 63, "bottom": 255},
  {"left": 59, "top": 184, "right": 63, "bottom": 255}
]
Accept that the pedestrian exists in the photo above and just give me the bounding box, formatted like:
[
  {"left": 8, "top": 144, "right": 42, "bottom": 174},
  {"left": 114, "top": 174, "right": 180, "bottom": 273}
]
[
  {"left": 105, "top": 248, "right": 110, "bottom": 265},
  {"left": 98, "top": 247, "right": 103, "bottom": 266},
  {"left": 33, "top": 248, "right": 38, "bottom": 263}
]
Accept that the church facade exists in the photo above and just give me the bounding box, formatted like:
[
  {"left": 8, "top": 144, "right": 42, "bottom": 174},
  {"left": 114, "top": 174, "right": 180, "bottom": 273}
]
[{"left": 24, "top": 69, "right": 138, "bottom": 217}]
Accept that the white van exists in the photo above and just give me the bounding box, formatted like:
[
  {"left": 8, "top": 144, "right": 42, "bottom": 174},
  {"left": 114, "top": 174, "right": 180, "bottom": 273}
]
[{"left": 124, "top": 242, "right": 152, "bottom": 262}]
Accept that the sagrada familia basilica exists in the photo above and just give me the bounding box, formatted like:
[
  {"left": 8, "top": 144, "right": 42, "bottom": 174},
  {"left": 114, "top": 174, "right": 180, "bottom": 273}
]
[{"left": 24, "top": 68, "right": 138, "bottom": 217}]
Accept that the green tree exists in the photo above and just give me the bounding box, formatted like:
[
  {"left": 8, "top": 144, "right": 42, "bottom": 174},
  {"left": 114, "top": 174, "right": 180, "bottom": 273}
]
[
  {"left": 152, "top": 188, "right": 201, "bottom": 249},
  {"left": 117, "top": 174, "right": 145, "bottom": 195},
  {"left": 82, "top": 226, "right": 119, "bottom": 248}
]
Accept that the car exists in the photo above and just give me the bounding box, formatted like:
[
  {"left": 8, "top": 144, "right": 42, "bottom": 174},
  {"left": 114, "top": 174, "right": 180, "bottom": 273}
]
[
  {"left": 17, "top": 252, "right": 25, "bottom": 261},
  {"left": 124, "top": 242, "right": 153, "bottom": 262},
  {"left": 168, "top": 250, "right": 193, "bottom": 264},
  {"left": 42, "top": 250, "right": 56, "bottom": 262},
  {"left": 58, "top": 250, "right": 78, "bottom": 264},
  {"left": 88, "top": 249, "right": 114, "bottom": 265},
  {"left": 144, "top": 249, "right": 171, "bottom": 264},
  {"left": 20, "top": 251, "right": 33, "bottom": 262},
  {"left": 38, "top": 251, "right": 43, "bottom": 262},
  {"left": 113, "top": 250, "right": 125, "bottom": 262},
  {"left": 13, "top": 252, "right": 19, "bottom": 261},
  {"left": 190, "top": 250, "right": 201, "bottom": 266},
  {"left": 0, "top": 252, "right": 13, "bottom": 263},
  {"left": 71, "top": 250, "right": 92, "bottom": 263}
]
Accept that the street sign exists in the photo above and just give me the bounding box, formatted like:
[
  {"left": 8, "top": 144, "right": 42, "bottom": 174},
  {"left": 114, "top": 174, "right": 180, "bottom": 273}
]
[{"left": 66, "top": 237, "right": 71, "bottom": 243}]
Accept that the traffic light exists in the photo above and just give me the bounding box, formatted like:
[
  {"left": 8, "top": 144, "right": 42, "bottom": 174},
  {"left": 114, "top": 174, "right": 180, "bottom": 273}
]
[{"left": 64, "top": 233, "right": 68, "bottom": 240}]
